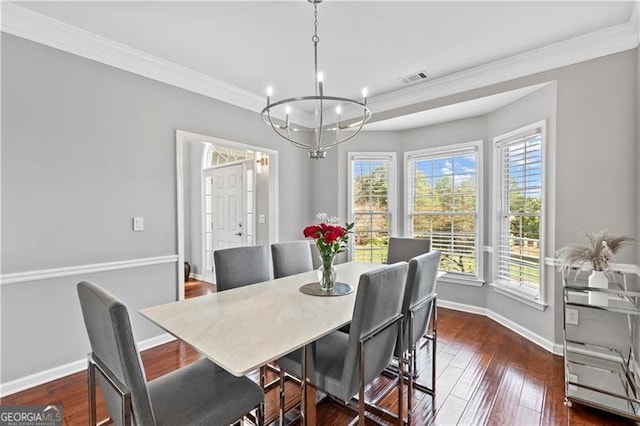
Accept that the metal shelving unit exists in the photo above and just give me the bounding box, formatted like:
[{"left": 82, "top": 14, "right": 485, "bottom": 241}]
[{"left": 563, "top": 269, "right": 640, "bottom": 421}]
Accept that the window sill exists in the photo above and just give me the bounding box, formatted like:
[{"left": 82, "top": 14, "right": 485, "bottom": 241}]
[
  {"left": 490, "top": 281, "right": 547, "bottom": 311},
  {"left": 439, "top": 274, "right": 485, "bottom": 287}
]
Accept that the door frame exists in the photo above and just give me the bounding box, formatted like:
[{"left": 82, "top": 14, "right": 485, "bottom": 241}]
[{"left": 176, "top": 130, "right": 279, "bottom": 300}]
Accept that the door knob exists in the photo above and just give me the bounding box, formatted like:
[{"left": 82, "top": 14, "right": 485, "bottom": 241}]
[{"left": 234, "top": 232, "right": 243, "bottom": 236}]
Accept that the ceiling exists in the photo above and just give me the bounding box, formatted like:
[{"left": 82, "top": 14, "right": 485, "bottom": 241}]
[{"left": 7, "top": 1, "right": 640, "bottom": 129}]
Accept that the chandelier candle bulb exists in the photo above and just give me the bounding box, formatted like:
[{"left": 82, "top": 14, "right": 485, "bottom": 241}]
[
  {"left": 266, "top": 86, "right": 273, "bottom": 104},
  {"left": 362, "top": 87, "right": 368, "bottom": 104}
]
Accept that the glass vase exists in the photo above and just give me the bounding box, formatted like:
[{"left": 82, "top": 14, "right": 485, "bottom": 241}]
[{"left": 318, "top": 255, "right": 337, "bottom": 292}]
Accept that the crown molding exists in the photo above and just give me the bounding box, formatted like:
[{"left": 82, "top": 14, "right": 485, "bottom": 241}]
[
  {"left": 0, "top": 2, "right": 266, "bottom": 113},
  {"left": 365, "top": 18, "right": 640, "bottom": 119},
  {"left": 2, "top": 2, "right": 639, "bottom": 123},
  {"left": 631, "top": 1, "right": 640, "bottom": 45}
]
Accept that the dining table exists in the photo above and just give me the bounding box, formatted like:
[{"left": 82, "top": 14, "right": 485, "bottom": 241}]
[{"left": 140, "top": 261, "right": 385, "bottom": 426}]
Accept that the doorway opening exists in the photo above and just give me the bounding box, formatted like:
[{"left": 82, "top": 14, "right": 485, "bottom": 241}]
[{"left": 176, "top": 130, "right": 278, "bottom": 300}]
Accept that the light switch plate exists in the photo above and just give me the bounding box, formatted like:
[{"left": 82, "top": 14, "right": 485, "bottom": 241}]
[
  {"left": 259, "top": 214, "right": 266, "bottom": 224},
  {"left": 133, "top": 217, "right": 144, "bottom": 231}
]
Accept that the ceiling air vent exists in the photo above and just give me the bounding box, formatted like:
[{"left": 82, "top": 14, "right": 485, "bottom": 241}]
[{"left": 399, "top": 70, "right": 429, "bottom": 84}]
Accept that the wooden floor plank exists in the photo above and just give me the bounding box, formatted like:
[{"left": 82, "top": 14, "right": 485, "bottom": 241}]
[
  {"left": 450, "top": 344, "right": 496, "bottom": 401},
  {"left": 434, "top": 365, "right": 464, "bottom": 410},
  {"left": 519, "top": 373, "right": 545, "bottom": 413},
  {"left": 434, "top": 394, "right": 467, "bottom": 425},
  {"left": 486, "top": 365, "right": 526, "bottom": 425},
  {"left": 514, "top": 406, "right": 542, "bottom": 426},
  {"left": 456, "top": 350, "right": 511, "bottom": 426}
]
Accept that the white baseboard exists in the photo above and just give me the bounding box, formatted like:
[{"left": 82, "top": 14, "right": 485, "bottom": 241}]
[
  {"left": 189, "top": 273, "right": 206, "bottom": 281},
  {"left": 438, "top": 299, "right": 563, "bottom": 355},
  {"left": 0, "top": 333, "right": 176, "bottom": 398},
  {"left": 438, "top": 299, "right": 487, "bottom": 317}
]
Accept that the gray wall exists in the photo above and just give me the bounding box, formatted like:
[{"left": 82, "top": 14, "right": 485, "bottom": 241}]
[
  {"left": 485, "top": 83, "right": 557, "bottom": 343},
  {"left": 326, "top": 49, "right": 638, "bottom": 347},
  {"left": 636, "top": 45, "right": 640, "bottom": 266},
  {"left": 1, "top": 34, "right": 311, "bottom": 383}
]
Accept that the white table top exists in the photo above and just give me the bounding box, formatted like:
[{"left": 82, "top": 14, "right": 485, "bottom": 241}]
[{"left": 140, "top": 261, "right": 383, "bottom": 377}]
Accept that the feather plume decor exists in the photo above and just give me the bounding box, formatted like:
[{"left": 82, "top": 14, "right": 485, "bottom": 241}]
[{"left": 556, "top": 230, "right": 634, "bottom": 272}]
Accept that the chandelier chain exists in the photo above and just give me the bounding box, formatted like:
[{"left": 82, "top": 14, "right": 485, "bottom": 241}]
[{"left": 312, "top": 4, "right": 319, "bottom": 44}]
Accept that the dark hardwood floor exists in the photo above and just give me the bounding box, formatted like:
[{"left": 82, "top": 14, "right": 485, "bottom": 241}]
[
  {"left": 1, "top": 279, "right": 633, "bottom": 425},
  {"left": 185, "top": 277, "right": 216, "bottom": 298}
]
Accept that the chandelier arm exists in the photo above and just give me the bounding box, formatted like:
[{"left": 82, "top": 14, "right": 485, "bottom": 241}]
[
  {"left": 322, "top": 109, "right": 370, "bottom": 150},
  {"left": 266, "top": 110, "right": 312, "bottom": 149}
]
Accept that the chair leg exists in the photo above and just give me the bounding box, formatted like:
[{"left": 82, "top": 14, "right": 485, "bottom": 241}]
[
  {"left": 257, "top": 401, "right": 265, "bottom": 426},
  {"left": 432, "top": 300, "right": 437, "bottom": 398},
  {"left": 408, "top": 348, "right": 414, "bottom": 425},
  {"left": 397, "top": 331, "right": 404, "bottom": 426},
  {"left": 279, "top": 367, "right": 286, "bottom": 425},
  {"left": 359, "top": 342, "right": 366, "bottom": 426},
  {"left": 88, "top": 360, "right": 97, "bottom": 426}
]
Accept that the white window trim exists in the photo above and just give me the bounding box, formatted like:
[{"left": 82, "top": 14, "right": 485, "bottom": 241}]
[
  {"left": 491, "top": 120, "right": 548, "bottom": 309},
  {"left": 404, "top": 140, "right": 484, "bottom": 284},
  {"left": 347, "top": 152, "right": 397, "bottom": 262}
]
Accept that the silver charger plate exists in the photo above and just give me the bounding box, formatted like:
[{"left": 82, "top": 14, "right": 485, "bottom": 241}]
[{"left": 299, "top": 282, "right": 354, "bottom": 297}]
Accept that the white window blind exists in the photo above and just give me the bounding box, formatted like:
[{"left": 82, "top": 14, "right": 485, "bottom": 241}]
[
  {"left": 350, "top": 155, "right": 393, "bottom": 263},
  {"left": 496, "top": 128, "right": 543, "bottom": 293},
  {"left": 407, "top": 144, "right": 479, "bottom": 277}
]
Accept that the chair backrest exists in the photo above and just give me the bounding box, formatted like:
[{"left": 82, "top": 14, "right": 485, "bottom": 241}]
[
  {"left": 386, "top": 237, "right": 431, "bottom": 264},
  {"left": 402, "top": 251, "right": 441, "bottom": 349},
  {"left": 309, "top": 242, "right": 322, "bottom": 269},
  {"left": 271, "top": 241, "right": 314, "bottom": 279},
  {"left": 77, "top": 281, "right": 155, "bottom": 425},
  {"left": 214, "top": 245, "right": 270, "bottom": 291},
  {"left": 341, "top": 262, "right": 408, "bottom": 399}
]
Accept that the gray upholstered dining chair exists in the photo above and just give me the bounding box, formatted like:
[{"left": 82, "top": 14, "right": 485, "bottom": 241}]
[
  {"left": 397, "top": 250, "right": 441, "bottom": 423},
  {"left": 278, "top": 262, "right": 408, "bottom": 426},
  {"left": 386, "top": 237, "right": 431, "bottom": 264},
  {"left": 271, "top": 240, "right": 314, "bottom": 279},
  {"left": 77, "top": 281, "right": 264, "bottom": 426},
  {"left": 214, "top": 244, "right": 280, "bottom": 393},
  {"left": 310, "top": 242, "right": 322, "bottom": 269},
  {"left": 214, "top": 245, "right": 270, "bottom": 291}
]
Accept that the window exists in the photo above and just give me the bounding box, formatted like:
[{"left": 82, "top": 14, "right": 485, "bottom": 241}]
[
  {"left": 406, "top": 142, "right": 482, "bottom": 280},
  {"left": 348, "top": 153, "right": 395, "bottom": 263},
  {"left": 494, "top": 122, "right": 545, "bottom": 299}
]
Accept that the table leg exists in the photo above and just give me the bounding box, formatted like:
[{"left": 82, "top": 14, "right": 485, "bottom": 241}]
[
  {"left": 305, "top": 382, "right": 317, "bottom": 426},
  {"left": 300, "top": 345, "right": 317, "bottom": 426}
]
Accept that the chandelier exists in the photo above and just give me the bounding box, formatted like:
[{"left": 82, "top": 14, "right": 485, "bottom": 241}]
[{"left": 261, "top": 0, "right": 371, "bottom": 159}]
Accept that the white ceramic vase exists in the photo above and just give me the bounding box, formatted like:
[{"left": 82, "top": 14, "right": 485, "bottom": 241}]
[{"left": 588, "top": 270, "right": 608, "bottom": 306}]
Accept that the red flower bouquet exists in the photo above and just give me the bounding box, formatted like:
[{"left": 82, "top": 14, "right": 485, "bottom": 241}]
[{"left": 303, "top": 213, "right": 354, "bottom": 291}]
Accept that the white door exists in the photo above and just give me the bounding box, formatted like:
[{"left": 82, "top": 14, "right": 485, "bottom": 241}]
[{"left": 203, "top": 163, "right": 244, "bottom": 282}]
